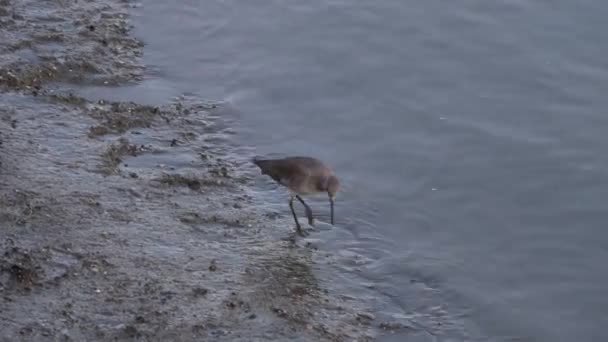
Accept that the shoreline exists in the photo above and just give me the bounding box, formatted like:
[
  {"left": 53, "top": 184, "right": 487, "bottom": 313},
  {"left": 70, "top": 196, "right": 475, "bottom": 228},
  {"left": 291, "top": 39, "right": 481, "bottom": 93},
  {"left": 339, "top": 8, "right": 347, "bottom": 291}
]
[{"left": 0, "top": 0, "right": 397, "bottom": 340}]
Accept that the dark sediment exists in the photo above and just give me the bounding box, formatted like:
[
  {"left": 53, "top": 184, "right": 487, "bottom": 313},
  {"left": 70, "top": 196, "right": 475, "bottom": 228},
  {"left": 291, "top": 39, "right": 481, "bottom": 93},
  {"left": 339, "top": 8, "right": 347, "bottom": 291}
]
[{"left": 0, "top": 0, "right": 143, "bottom": 91}]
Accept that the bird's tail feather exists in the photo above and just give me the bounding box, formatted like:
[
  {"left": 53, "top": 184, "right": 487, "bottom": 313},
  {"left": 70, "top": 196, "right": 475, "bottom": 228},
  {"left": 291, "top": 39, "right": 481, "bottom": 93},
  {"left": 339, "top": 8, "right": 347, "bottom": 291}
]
[
  {"left": 251, "top": 155, "right": 264, "bottom": 165},
  {"left": 251, "top": 155, "right": 269, "bottom": 170}
]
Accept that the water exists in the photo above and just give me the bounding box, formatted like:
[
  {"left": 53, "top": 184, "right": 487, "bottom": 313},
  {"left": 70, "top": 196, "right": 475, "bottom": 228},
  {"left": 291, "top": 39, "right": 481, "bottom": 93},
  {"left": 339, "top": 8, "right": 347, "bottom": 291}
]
[{"left": 115, "top": 0, "right": 608, "bottom": 340}]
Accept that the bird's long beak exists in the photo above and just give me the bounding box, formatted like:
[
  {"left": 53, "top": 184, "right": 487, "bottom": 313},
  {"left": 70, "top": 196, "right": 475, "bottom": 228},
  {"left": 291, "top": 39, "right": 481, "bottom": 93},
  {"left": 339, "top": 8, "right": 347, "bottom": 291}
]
[{"left": 330, "top": 196, "right": 335, "bottom": 225}]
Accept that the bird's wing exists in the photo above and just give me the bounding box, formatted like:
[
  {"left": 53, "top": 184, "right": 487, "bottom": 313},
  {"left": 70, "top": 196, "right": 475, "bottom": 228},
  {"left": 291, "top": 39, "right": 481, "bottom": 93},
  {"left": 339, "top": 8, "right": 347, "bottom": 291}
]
[{"left": 279, "top": 159, "right": 312, "bottom": 187}]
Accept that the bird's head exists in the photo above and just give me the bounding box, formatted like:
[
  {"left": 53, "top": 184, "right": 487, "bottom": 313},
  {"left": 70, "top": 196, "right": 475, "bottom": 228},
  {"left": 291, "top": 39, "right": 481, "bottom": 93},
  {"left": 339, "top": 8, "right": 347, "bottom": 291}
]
[{"left": 326, "top": 175, "right": 340, "bottom": 200}]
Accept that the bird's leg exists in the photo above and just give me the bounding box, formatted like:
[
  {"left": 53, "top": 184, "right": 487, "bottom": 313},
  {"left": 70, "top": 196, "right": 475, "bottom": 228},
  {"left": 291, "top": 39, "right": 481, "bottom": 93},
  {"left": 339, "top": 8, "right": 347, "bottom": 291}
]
[
  {"left": 289, "top": 196, "right": 307, "bottom": 236},
  {"left": 295, "top": 195, "right": 314, "bottom": 226}
]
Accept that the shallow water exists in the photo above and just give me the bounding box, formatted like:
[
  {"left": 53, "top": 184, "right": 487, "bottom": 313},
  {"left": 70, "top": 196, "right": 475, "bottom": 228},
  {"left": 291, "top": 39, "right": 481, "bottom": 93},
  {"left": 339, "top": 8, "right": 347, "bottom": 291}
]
[{"left": 84, "top": 0, "right": 608, "bottom": 340}]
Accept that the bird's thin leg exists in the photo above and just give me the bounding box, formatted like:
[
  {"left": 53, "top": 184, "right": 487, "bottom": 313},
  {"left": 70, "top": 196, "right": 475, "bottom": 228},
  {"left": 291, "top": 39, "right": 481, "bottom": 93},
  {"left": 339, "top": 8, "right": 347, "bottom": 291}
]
[
  {"left": 289, "top": 196, "right": 306, "bottom": 236},
  {"left": 295, "top": 195, "right": 314, "bottom": 226}
]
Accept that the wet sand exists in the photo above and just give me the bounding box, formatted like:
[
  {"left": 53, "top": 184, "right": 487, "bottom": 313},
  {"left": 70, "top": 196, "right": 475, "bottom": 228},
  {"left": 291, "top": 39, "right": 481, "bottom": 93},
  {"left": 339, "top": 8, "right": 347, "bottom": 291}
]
[{"left": 0, "top": 0, "right": 409, "bottom": 340}]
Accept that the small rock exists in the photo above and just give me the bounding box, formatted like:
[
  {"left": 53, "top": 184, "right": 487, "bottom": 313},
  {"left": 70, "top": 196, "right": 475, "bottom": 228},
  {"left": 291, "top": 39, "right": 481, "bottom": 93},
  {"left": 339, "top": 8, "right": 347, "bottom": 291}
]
[
  {"left": 170, "top": 138, "right": 178, "bottom": 147},
  {"left": 208, "top": 260, "right": 217, "bottom": 272},
  {"left": 272, "top": 307, "right": 288, "bottom": 318},
  {"left": 219, "top": 167, "right": 229, "bottom": 177},
  {"left": 304, "top": 240, "right": 319, "bottom": 250},
  {"left": 356, "top": 312, "right": 375, "bottom": 322},
  {"left": 248, "top": 313, "right": 257, "bottom": 319},
  {"left": 192, "top": 287, "right": 208, "bottom": 297},
  {"left": 192, "top": 324, "right": 204, "bottom": 334},
  {"left": 124, "top": 325, "right": 138, "bottom": 338},
  {"left": 129, "top": 172, "right": 138, "bottom": 179},
  {"left": 379, "top": 321, "right": 409, "bottom": 331}
]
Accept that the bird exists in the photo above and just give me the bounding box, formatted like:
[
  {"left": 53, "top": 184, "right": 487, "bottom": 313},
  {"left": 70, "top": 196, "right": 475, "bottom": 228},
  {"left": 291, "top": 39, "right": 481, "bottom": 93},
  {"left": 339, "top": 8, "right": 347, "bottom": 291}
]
[{"left": 252, "top": 156, "right": 340, "bottom": 236}]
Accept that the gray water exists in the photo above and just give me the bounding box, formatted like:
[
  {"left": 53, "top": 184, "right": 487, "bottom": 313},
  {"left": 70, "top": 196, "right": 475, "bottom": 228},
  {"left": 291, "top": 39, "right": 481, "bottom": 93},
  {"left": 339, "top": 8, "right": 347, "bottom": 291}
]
[{"left": 101, "top": 1, "right": 608, "bottom": 340}]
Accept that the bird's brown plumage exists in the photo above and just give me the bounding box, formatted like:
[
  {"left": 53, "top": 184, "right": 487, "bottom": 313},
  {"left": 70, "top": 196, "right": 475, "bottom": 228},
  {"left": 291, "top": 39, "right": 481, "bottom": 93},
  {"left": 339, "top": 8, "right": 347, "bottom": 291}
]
[
  {"left": 252, "top": 156, "right": 339, "bottom": 235},
  {"left": 253, "top": 156, "right": 333, "bottom": 194}
]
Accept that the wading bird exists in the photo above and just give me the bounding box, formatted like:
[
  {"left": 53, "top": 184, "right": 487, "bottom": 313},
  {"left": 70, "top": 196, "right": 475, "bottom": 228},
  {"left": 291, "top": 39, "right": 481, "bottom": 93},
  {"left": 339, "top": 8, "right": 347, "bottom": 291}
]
[{"left": 252, "top": 156, "right": 340, "bottom": 236}]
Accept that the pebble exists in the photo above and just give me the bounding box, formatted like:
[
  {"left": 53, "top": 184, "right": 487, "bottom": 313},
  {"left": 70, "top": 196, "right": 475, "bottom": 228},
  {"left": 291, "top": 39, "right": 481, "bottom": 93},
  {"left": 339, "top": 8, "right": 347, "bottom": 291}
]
[
  {"left": 379, "top": 321, "right": 408, "bottom": 331},
  {"left": 208, "top": 260, "right": 217, "bottom": 272},
  {"left": 356, "top": 312, "right": 375, "bottom": 321},
  {"left": 192, "top": 287, "right": 208, "bottom": 297}
]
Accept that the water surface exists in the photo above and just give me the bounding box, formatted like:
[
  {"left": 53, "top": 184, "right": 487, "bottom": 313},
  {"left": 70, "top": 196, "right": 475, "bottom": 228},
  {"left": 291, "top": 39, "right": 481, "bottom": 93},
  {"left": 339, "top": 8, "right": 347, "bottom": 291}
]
[{"left": 99, "top": 1, "right": 608, "bottom": 340}]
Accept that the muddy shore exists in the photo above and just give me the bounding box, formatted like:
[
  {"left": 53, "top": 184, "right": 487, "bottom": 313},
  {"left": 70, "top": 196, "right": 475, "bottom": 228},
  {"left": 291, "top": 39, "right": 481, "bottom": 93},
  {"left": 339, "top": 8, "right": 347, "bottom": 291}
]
[{"left": 0, "top": 0, "right": 405, "bottom": 341}]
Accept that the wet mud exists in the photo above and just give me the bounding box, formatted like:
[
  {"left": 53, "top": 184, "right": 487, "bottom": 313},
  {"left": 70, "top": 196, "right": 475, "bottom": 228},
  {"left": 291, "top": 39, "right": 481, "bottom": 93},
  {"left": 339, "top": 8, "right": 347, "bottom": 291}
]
[
  {"left": 0, "top": 0, "right": 414, "bottom": 341},
  {"left": 0, "top": 0, "right": 143, "bottom": 91}
]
